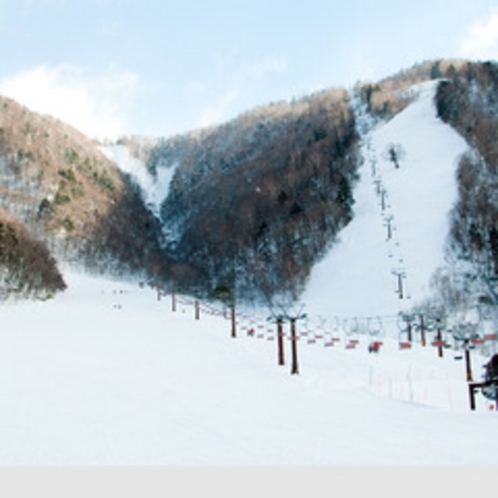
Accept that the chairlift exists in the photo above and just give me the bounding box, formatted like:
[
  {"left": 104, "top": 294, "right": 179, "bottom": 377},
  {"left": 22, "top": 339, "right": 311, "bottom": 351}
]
[
  {"left": 368, "top": 340, "right": 383, "bottom": 353},
  {"left": 431, "top": 339, "right": 447, "bottom": 347},
  {"left": 398, "top": 322, "right": 412, "bottom": 349},
  {"left": 399, "top": 341, "right": 412, "bottom": 350},
  {"left": 344, "top": 317, "right": 360, "bottom": 349},
  {"left": 324, "top": 335, "right": 334, "bottom": 347},
  {"left": 330, "top": 317, "right": 342, "bottom": 344},
  {"left": 266, "top": 326, "right": 275, "bottom": 341},
  {"left": 256, "top": 323, "right": 265, "bottom": 339},
  {"left": 367, "top": 316, "right": 383, "bottom": 336}
]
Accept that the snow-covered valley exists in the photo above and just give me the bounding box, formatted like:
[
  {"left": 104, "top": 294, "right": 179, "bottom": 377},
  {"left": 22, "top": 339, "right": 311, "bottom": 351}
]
[
  {"left": 1, "top": 82, "right": 498, "bottom": 465},
  {"left": 0, "top": 271, "right": 497, "bottom": 465}
]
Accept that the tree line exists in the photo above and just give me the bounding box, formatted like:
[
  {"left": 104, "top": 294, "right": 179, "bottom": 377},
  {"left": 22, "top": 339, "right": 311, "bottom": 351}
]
[{"left": 150, "top": 88, "right": 361, "bottom": 303}]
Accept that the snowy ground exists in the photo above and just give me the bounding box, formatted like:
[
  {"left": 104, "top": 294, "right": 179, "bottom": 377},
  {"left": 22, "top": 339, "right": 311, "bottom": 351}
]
[
  {"left": 1, "top": 82, "right": 498, "bottom": 466},
  {"left": 0, "top": 272, "right": 497, "bottom": 465}
]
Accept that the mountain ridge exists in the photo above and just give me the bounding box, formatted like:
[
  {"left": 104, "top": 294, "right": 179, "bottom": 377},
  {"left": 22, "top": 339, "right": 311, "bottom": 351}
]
[{"left": 1, "top": 58, "right": 498, "bottom": 324}]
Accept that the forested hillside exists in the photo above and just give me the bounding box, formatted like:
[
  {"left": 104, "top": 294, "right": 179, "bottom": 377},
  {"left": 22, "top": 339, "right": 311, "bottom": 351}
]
[
  {"left": 0, "top": 96, "right": 170, "bottom": 299},
  {"left": 435, "top": 61, "right": 498, "bottom": 311},
  {"left": 0, "top": 208, "right": 66, "bottom": 300},
  {"left": 2, "top": 58, "right": 498, "bottom": 309},
  {"left": 148, "top": 87, "right": 360, "bottom": 303},
  {"left": 355, "top": 58, "right": 467, "bottom": 124}
]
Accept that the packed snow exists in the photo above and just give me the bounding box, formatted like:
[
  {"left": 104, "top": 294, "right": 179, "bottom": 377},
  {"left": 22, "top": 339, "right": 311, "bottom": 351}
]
[
  {"left": 303, "top": 81, "right": 469, "bottom": 318},
  {"left": 1, "top": 82, "right": 498, "bottom": 465}
]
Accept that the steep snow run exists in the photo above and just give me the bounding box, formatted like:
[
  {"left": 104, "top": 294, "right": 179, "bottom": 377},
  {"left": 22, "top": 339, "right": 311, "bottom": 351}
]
[
  {"left": 302, "top": 81, "right": 469, "bottom": 320},
  {"left": 102, "top": 144, "right": 177, "bottom": 218}
]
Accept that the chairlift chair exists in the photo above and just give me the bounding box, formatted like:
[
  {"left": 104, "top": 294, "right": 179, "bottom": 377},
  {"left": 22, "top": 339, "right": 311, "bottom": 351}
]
[
  {"left": 266, "top": 326, "right": 275, "bottom": 341},
  {"left": 344, "top": 317, "right": 360, "bottom": 349},
  {"left": 324, "top": 333, "right": 334, "bottom": 347},
  {"left": 256, "top": 323, "right": 265, "bottom": 339},
  {"left": 397, "top": 316, "right": 412, "bottom": 349},
  {"left": 329, "top": 316, "right": 342, "bottom": 344},
  {"left": 307, "top": 330, "right": 317, "bottom": 344},
  {"left": 368, "top": 340, "right": 383, "bottom": 353}
]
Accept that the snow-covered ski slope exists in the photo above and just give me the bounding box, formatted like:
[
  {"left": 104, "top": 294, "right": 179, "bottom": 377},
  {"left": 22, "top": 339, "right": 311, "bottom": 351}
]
[
  {"left": 101, "top": 144, "right": 177, "bottom": 218},
  {"left": 303, "top": 81, "right": 469, "bottom": 319},
  {"left": 0, "top": 272, "right": 497, "bottom": 465},
  {"left": 1, "top": 82, "right": 498, "bottom": 466}
]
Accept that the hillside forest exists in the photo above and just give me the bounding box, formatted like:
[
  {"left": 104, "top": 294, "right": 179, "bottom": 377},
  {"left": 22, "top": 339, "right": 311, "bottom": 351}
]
[{"left": 1, "top": 59, "right": 498, "bottom": 314}]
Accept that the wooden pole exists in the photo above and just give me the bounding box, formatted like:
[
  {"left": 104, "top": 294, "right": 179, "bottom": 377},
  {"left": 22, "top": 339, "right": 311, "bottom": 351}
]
[
  {"left": 436, "top": 322, "right": 443, "bottom": 358},
  {"left": 231, "top": 304, "right": 236, "bottom": 338},
  {"left": 469, "top": 383, "right": 478, "bottom": 411},
  {"left": 172, "top": 291, "right": 176, "bottom": 312},
  {"left": 419, "top": 315, "right": 426, "bottom": 347},
  {"left": 290, "top": 318, "right": 299, "bottom": 375},
  {"left": 465, "top": 342, "right": 473, "bottom": 381},
  {"left": 277, "top": 317, "right": 285, "bottom": 366},
  {"left": 195, "top": 300, "right": 200, "bottom": 320}
]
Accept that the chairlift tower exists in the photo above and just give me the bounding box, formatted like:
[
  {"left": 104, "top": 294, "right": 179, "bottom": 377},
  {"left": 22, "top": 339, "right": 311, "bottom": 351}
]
[
  {"left": 392, "top": 268, "right": 406, "bottom": 300},
  {"left": 453, "top": 324, "right": 480, "bottom": 382},
  {"left": 268, "top": 300, "right": 306, "bottom": 375},
  {"left": 267, "top": 314, "right": 285, "bottom": 366},
  {"left": 287, "top": 310, "right": 306, "bottom": 375},
  {"left": 384, "top": 214, "right": 394, "bottom": 241}
]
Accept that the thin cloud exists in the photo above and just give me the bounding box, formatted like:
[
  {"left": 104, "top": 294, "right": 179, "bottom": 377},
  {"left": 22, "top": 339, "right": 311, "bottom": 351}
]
[
  {"left": 0, "top": 64, "right": 140, "bottom": 140},
  {"left": 459, "top": 7, "right": 498, "bottom": 61},
  {"left": 198, "top": 90, "right": 239, "bottom": 129}
]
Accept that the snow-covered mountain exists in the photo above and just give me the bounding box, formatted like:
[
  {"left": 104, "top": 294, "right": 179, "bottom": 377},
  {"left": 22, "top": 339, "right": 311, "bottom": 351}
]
[
  {"left": 303, "top": 81, "right": 469, "bottom": 320},
  {"left": 107, "top": 77, "right": 474, "bottom": 326},
  {"left": 1, "top": 60, "right": 498, "bottom": 467}
]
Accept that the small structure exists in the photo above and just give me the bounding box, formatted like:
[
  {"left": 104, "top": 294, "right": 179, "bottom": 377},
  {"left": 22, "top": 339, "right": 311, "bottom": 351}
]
[{"left": 468, "top": 353, "right": 498, "bottom": 410}]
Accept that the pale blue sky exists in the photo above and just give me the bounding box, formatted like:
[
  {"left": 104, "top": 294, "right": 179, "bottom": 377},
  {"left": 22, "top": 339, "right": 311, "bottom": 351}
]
[{"left": 1, "top": 0, "right": 497, "bottom": 139}]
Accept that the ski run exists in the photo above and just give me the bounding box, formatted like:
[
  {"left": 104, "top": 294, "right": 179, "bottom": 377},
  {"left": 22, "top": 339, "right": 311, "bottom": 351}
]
[{"left": 0, "top": 82, "right": 497, "bottom": 465}]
